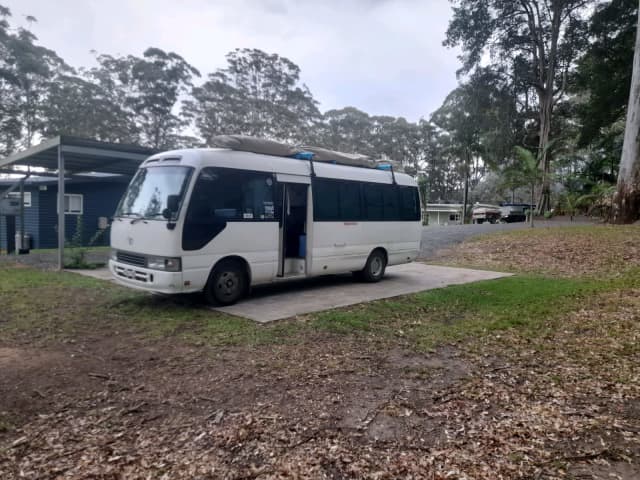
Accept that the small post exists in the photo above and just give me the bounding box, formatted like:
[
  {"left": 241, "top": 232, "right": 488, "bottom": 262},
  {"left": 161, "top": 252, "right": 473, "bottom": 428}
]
[
  {"left": 18, "top": 178, "right": 25, "bottom": 254},
  {"left": 57, "top": 145, "right": 65, "bottom": 271}
]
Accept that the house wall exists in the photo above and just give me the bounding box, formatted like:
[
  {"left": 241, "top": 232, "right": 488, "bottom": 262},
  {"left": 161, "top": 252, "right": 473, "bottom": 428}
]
[
  {"left": 0, "top": 187, "right": 40, "bottom": 251},
  {"left": 425, "top": 210, "right": 463, "bottom": 226},
  {"left": 38, "top": 182, "right": 127, "bottom": 249}
]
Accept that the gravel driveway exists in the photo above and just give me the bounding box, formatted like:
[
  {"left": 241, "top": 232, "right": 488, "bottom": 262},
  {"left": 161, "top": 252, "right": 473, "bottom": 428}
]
[{"left": 419, "top": 217, "right": 594, "bottom": 260}]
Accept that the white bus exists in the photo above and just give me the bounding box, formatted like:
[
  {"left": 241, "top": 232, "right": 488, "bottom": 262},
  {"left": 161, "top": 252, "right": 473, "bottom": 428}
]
[{"left": 109, "top": 143, "right": 422, "bottom": 305}]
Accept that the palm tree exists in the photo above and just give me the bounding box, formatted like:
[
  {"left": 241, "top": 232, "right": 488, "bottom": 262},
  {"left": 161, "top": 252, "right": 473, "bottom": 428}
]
[{"left": 513, "top": 147, "right": 542, "bottom": 228}]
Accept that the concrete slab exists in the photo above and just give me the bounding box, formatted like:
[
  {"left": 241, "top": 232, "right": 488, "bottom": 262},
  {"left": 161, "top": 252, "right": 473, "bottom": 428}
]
[
  {"left": 214, "top": 263, "right": 511, "bottom": 323},
  {"left": 65, "top": 267, "right": 114, "bottom": 281}
]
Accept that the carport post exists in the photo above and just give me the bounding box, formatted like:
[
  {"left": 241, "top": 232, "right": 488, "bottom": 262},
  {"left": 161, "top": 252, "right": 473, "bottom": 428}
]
[{"left": 57, "top": 145, "right": 65, "bottom": 271}]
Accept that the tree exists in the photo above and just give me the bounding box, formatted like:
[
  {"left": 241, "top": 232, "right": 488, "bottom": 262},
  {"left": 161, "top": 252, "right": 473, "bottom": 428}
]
[
  {"left": 90, "top": 48, "right": 200, "bottom": 149},
  {"left": 430, "top": 69, "right": 517, "bottom": 220},
  {"left": 510, "top": 146, "right": 543, "bottom": 227},
  {"left": 42, "top": 73, "right": 137, "bottom": 142},
  {"left": 185, "top": 48, "right": 321, "bottom": 145},
  {"left": 320, "top": 107, "right": 375, "bottom": 155},
  {"left": 576, "top": 0, "right": 636, "bottom": 150},
  {"left": 445, "top": 0, "right": 592, "bottom": 214},
  {"left": 432, "top": 84, "right": 482, "bottom": 222},
  {"left": 0, "top": 5, "right": 68, "bottom": 152},
  {"left": 615, "top": 4, "right": 640, "bottom": 223}
]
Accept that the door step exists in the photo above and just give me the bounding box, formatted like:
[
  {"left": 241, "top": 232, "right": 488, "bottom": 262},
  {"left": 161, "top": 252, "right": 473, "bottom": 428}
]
[{"left": 283, "top": 258, "right": 305, "bottom": 275}]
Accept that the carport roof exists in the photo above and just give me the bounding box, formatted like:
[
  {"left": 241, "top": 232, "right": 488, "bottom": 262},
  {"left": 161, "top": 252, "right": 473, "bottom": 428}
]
[{"left": 0, "top": 136, "right": 155, "bottom": 175}]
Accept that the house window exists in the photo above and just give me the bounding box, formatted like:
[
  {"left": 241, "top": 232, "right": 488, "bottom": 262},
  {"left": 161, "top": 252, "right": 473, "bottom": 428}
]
[
  {"left": 63, "top": 194, "right": 83, "bottom": 214},
  {"left": 6, "top": 191, "right": 31, "bottom": 207},
  {"left": 449, "top": 213, "right": 460, "bottom": 222}
]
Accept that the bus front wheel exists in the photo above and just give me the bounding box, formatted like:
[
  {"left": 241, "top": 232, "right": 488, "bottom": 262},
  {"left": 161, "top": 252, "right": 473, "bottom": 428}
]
[
  {"left": 357, "top": 250, "right": 387, "bottom": 283},
  {"left": 204, "top": 260, "right": 247, "bottom": 306}
]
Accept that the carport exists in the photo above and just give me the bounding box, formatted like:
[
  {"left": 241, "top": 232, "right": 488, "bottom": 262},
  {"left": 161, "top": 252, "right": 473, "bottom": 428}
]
[{"left": 0, "top": 136, "right": 154, "bottom": 269}]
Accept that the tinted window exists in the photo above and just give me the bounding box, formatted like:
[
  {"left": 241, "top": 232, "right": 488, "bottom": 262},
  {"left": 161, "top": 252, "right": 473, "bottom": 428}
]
[
  {"left": 187, "top": 167, "right": 275, "bottom": 222},
  {"left": 363, "top": 184, "right": 384, "bottom": 221},
  {"left": 399, "top": 186, "right": 420, "bottom": 221},
  {"left": 313, "top": 179, "right": 340, "bottom": 220},
  {"left": 183, "top": 167, "right": 275, "bottom": 250},
  {"left": 313, "top": 179, "right": 362, "bottom": 221},
  {"left": 314, "top": 178, "right": 419, "bottom": 222},
  {"left": 339, "top": 182, "right": 362, "bottom": 220},
  {"left": 382, "top": 185, "right": 399, "bottom": 220}
]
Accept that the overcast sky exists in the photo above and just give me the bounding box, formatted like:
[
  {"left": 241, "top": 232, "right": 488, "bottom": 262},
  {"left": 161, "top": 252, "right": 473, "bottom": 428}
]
[{"left": 4, "top": 0, "right": 461, "bottom": 121}]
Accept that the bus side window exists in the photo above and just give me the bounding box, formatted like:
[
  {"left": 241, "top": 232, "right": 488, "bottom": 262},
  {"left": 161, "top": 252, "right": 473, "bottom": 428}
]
[
  {"left": 382, "top": 185, "right": 400, "bottom": 220},
  {"left": 399, "top": 186, "right": 420, "bottom": 221},
  {"left": 188, "top": 167, "right": 274, "bottom": 222},
  {"left": 363, "top": 184, "right": 384, "bottom": 221}
]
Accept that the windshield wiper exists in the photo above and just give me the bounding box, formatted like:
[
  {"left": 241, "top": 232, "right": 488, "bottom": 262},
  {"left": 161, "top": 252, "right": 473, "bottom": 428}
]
[{"left": 118, "top": 212, "right": 145, "bottom": 224}]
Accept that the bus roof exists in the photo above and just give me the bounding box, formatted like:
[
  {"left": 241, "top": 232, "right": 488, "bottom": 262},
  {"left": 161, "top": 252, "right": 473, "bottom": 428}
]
[{"left": 142, "top": 148, "right": 417, "bottom": 187}]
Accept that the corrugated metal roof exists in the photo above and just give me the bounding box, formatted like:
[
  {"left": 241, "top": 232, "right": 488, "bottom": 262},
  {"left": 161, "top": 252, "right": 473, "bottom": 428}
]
[{"left": 0, "top": 136, "right": 155, "bottom": 176}]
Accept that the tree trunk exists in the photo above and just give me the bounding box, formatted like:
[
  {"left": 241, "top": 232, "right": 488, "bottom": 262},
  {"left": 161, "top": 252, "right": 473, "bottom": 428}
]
[
  {"left": 530, "top": 182, "right": 535, "bottom": 228},
  {"left": 535, "top": 1, "right": 562, "bottom": 216},
  {"left": 537, "top": 93, "right": 553, "bottom": 214},
  {"left": 615, "top": 7, "right": 640, "bottom": 223},
  {"left": 462, "top": 150, "right": 470, "bottom": 224}
]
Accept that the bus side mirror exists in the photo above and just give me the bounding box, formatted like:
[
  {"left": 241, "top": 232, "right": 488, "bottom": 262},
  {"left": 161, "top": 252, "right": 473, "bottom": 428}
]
[
  {"left": 167, "top": 194, "right": 180, "bottom": 212},
  {"left": 163, "top": 194, "right": 180, "bottom": 221}
]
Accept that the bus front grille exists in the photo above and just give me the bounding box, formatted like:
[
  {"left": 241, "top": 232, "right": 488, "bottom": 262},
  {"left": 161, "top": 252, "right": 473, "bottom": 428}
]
[{"left": 116, "top": 251, "right": 147, "bottom": 267}]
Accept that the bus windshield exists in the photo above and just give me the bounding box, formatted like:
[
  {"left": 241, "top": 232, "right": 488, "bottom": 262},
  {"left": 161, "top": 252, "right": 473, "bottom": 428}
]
[{"left": 116, "top": 166, "right": 192, "bottom": 219}]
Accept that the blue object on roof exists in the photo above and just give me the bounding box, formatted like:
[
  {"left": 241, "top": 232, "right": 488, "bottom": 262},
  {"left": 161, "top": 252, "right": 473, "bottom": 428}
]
[
  {"left": 376, "top": 164, "right": 392, "bottom": 171},
  {"left": 292, "top": 151, "right": 314, "bottom": 160}
]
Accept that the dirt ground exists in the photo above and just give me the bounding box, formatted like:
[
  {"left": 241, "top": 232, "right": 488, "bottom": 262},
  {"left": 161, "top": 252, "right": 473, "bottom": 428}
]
[{"left": 1, "top": 226, "right": 639, "bottom": 479}]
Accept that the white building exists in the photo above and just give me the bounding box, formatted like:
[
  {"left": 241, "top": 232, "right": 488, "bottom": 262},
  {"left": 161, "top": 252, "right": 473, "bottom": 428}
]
[{"left": 424, "top": 203, "right": 464, "bottom": 226}]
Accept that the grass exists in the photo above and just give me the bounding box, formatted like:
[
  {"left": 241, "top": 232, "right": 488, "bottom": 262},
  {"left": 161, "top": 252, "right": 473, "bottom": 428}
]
[
  {"left": 2, "top": 224, "right": 638, "bottom": 350},
  {"left": 313, "top": 271, "right": 640, "bottom": 350},
  {"left": 3, "top": 264, "right": 638, "bottom": 352}
]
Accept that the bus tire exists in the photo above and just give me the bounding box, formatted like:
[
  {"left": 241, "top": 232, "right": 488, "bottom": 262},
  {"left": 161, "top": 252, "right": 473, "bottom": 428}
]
[
  {"left": 204, "top": 259, "right": 247, "bottom": 306},
  {"left": 358, "top": 249, "right": 387, "bottom": 283}
]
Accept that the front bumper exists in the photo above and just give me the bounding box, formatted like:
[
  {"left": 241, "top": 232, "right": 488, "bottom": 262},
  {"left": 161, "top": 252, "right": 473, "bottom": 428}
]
[{"left": 109, "top": 259, "right": 185, "bottom": 294}]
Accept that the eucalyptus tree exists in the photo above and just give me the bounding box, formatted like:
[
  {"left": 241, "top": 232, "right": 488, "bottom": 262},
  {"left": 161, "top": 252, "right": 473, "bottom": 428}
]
[
  {"left": 320, "top": 107, "right": 375, "bottom": 155},
  {"left": 575, "top": 0, "right": 636, "bottom": 196},
  {"left": 0, "top": 5, "right": 68, "bottom": 152},
  {"left": 185, "top": 48, "right": 321, "bottom": 145},
  {"left": 88, "top": 48, "right": 200, "bottom": 149},
  {"left": 445, "top": 0, "right": 592, "bottom": 214},
  {"left": 616, "top": 3, "right": 640, "bottom": 222}
]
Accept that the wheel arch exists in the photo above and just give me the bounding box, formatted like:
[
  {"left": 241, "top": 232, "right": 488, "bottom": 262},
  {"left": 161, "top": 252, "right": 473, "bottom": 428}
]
[
  {"left": 210, "top": 255, "right": 252, "bottom": 288},
  {"left": 369, "top": 246, "right": 388, "bottom": 263}
]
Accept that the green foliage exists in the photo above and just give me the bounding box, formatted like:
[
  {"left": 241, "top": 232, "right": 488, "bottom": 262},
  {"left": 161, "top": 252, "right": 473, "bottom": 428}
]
[
  {"left": 184, "top": 48, "right": 320, "bottom": 145},
  {"left": 0, "top": 6, "right": 68, "bottom": 154},
  {"left": 575, "top": 0, "right": 637, "bottom": 152},
  {"left": 64, "top": 216, "right": 108, "bottom": 269}
]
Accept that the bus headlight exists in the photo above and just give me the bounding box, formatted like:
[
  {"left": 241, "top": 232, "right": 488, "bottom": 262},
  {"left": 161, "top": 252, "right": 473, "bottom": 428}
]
[
  {"left": 146, "top": 256, "right": 182, "bottom": 272},
  {"left": 110, "top": 249, "right": 117, "bottom": 261}
]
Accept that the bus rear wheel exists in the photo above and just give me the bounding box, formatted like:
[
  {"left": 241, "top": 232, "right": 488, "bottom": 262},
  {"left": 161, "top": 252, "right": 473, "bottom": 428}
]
[
  {"left": 204, "top": 260, "right": 247, "bottom": 306},
  {"left": 357, "top": 250, "right": 387, "bottom": 283}
]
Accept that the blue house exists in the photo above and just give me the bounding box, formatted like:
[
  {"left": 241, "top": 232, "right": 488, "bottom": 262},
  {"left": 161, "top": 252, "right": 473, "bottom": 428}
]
[
  {"left": 0, "top": 136, "right": 154, "bottom": 256},
  {"left": 0, "top": 175, "right": 131, "bottom": 251}
]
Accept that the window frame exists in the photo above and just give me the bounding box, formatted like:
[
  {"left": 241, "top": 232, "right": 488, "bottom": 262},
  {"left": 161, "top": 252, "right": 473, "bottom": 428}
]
[
  {"left": 186, "top": 166, "right": 277, "bottom": 223},
  {"left": 56, "top": 193, "right": 83, "bottom": 215},
  {"left": 312, "top": 177, "right": 420, "bottom": 222},
  {"left": 6, "top": 191, "right": 32, "bottom": 207}
]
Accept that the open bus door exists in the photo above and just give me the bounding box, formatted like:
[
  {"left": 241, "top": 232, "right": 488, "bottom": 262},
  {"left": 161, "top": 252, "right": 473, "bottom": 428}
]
[{"left": 275, "top": 176, "right": 309, "bottom": 278}]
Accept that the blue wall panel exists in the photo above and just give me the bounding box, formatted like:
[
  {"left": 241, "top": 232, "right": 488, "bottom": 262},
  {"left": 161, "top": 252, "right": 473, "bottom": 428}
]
[
  {"left": 38, "top": 182, "right": 127, "bottom": 249},
  {"left": 1, "top": 187, "right": 39, "bottom": 250}
]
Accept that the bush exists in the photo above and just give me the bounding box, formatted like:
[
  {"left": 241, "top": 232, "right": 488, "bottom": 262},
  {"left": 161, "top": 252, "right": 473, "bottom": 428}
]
[{"left": 64, "top": 216, "right": 108, "bottom": 269}]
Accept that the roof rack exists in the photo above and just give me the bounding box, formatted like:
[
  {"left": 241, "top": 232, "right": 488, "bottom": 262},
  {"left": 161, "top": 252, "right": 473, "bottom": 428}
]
[{"left": 210, "top": 135, "right": 399, "bottom": 175}]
